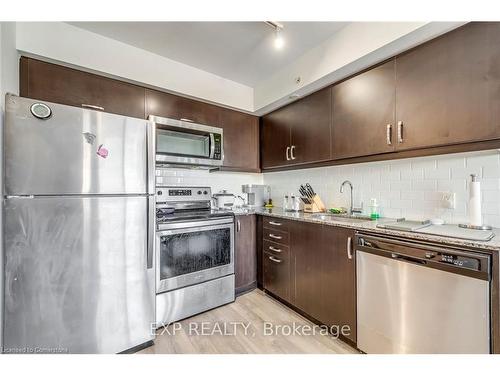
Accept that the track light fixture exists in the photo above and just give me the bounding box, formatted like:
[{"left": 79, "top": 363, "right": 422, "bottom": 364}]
[{"left": 265, "top": 21, "right": 284, "bottom": 50}]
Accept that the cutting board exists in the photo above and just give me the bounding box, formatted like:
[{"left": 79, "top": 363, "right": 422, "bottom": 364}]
[{"left": 416, "top": 225, "right": 494, "bottom": 242}]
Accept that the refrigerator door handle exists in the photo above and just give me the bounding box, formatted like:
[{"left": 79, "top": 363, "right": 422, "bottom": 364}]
[
  {"left": 147, "top": 120, "right": 156, "bottom": 195},
  {"left": 147, "top": 195, "right": 155, "bottom": 269}
]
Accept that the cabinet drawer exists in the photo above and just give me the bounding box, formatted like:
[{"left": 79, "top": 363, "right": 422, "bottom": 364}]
[
  {"left": 263, "top": 227, "right": 289, "bottom": 245},
  {"left": 263, "top": 240, "right": 289, "bottom": 256},
  {"left": 263, "top": 216, "right": 290, "bottom": 231},
  {"left": 263, "top": 250, "right": 290, "bottom": 302}
]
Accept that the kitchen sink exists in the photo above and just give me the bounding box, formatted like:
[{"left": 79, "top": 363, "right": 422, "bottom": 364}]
[{"left": 309, "top": 213, "right": 372, "bottom": 222}]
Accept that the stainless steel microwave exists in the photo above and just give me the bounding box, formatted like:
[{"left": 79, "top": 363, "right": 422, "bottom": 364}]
[{"left": 149, "top": 115, "right": 223, "bottom": 167}]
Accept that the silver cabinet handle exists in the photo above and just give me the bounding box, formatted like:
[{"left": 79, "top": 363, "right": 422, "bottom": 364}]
[
  {"left": 397, "top": 121, "right": 404, "bottom": 143},
  {"left": 180, "top": 118, "right": 194, "bottom": 122},
  {"left": 269, "top": 246, "right": 282, "bottom": 253},
  {"left": 81, "top": 104, "right": 104, "bottom": 111},
  {"left": 347, "top": 236, "right": 353, "bottom": 260},
  {"left": 268, "top": 221, "right": 282, "bottom": 226},
  {"left": 269, "top": 256, "right": 282, "bottom": 263},
  {"left": 237, "top": 220, "right": 241, "bottom": 232},
  {"left": 286, "top": 146, "right": 291, "bottom": 161},
  {"left": 269, "top": 234, "right": 282, "bottom": 240},
  {"left": 386, "top": 124, "right": 392, "bottom": 145},
  {"left": 290, "top": 145, "right": 296, "bottom": 160}
]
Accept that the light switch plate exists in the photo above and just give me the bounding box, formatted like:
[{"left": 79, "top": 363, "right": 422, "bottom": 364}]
[{"left": 441, "top": 191, "right": 456, "bottom": 209}]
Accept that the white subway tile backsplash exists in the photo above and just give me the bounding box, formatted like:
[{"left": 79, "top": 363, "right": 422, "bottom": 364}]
[
  {"left": 411, "top": 179, "right": 437, "bottom": 191},
  {"left": 263, "top": 150, "right": 500, "bottom": 227},
  {"left": 156, "top": 167, "right": 263, "bottom": 203}
]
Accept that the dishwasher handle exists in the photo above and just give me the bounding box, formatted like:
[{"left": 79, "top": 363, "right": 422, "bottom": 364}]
[{"left": 390, "top": 252, "right": 427, "bottom": 266}]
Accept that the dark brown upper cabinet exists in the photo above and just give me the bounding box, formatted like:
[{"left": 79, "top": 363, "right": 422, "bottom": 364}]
[
  {"left": 289, "top": 87, "right": 332, "bottom": 165},
  {"left": 219, "top": 108, "right": 260, "bottom": 172},
  {"left": 145, "top": 88, "right": 220, "bottom": 126},
  {"left": 395, "top": 22, "right": 500, "bottom": 150},
  {"left": 261, "top": 87, "right": 332, "bottom": 169},
  {"left": 261, "top": 104, "right": 292, "bottom": 169},
  {"left": 332, "top": 60, "right": 396, "bottom": 159},
  {"left": 20, "top": 57, "right": 145, "bottom": 119}
]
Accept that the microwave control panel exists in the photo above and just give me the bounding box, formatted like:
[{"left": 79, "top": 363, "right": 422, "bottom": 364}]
[{"left": 213, "top": 134, "right": 222, "bottom": 160}]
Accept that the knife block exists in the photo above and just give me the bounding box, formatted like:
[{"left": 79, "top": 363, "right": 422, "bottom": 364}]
[{"left": 303, "top": 194, "right": 326, "bottom": 213}]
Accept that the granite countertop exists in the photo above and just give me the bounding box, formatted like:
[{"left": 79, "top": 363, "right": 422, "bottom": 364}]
[{"left": 230, "top": 206, "right": 500, "bottom": 252}]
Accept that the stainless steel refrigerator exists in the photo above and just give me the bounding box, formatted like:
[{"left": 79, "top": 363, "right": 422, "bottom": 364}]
[{"left": 2, "top": 94, "right": 155, "bottom": 354}]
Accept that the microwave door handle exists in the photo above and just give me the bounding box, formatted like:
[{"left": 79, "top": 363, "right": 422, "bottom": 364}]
[{"left": 209, "top": 133, "right": 215, "bottom": 159}]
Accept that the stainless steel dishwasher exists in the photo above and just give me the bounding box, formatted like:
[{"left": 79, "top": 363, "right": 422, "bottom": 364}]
[{"left": 356, "top": 233, "right": 491, "bottom": 354}]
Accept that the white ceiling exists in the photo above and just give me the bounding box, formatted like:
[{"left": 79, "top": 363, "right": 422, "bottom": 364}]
[{"left": 68, "top": 22, "right": 347, "bottom": 87}]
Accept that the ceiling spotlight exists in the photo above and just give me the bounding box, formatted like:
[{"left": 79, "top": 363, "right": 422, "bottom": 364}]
[
  {"left": 274, "top": 27, "right": 284, "bottom": 49},
  {"left": 265, "top": 21, "right": 285, "bottom": 50}
]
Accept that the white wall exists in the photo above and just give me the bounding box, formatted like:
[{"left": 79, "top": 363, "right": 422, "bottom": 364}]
[
  {"left": 0, "top": 21, "right": 19, "bottom": 352},
  {"left": 0, "top": 22, "right": 19, "bottom": 353},
  {"left": 263, "top": 151, "right": 500, "bottom": 228},
  {"left": 156, "top": 168, "right": 263, "bottom": 204},
  {"left": 15, "top": 22, "right": 254, "bottom": 112},
  {"left": 254, "top": 22, "right": 465, "bottom": 114}
]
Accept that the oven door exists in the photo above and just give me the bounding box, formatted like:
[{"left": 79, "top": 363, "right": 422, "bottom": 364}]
[
  {"left": 156, "top": 217, "right": 234, "bottom": 293},
  {"left": 151, "top": 116, "right": 223, "bottom": 167}
]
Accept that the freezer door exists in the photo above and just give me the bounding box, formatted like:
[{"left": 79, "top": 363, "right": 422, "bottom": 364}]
[
  {"left": 4, "top": 95, "right": 150, "bottom": 195},
  {"left": 3, "top": 196, "right": 155, "bottom": 354}
]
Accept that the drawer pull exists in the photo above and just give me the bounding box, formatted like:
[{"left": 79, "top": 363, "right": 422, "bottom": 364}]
[
  {"left": 269, "top": 256, "right": 282, "bottom": 263},
  {"left": 269, "top": 246, "right": 282, "bottom": 253},
  {"left": 269, "top": 234, "right": 282, "bottom": 240},
  {"left": 268, "top": 221, "right": 282, "bottom": 226}
]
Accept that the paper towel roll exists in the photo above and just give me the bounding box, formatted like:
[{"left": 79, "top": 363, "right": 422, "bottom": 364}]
[{"left": 469, "top": 174, "right": 482, "bottom": 226}]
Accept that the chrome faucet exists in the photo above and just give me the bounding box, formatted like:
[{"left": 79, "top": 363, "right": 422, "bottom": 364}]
[{"left": 340, "top": 180, "right": 363, "bottom": 215}]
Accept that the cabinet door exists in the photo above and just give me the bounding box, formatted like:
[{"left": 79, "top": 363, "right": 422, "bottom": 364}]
[
  {"left": 235, "top": 215, "right": 257, "bottom": 294},
  {"left": 263, "top": 250, "right": 290, "bottom": 302},
  {"left": 395, "top": 22, "right": 500, "bottom": 150},
  {"left": 332, "top": 60, "right": 396, "bottom": 159},
  {"left": 261, "top": 107, "right": 292, "bottom": 169},
  {"left": 290, "top": 87, "right": 332, "bottom": 164},
  {"left": 320, "top": 227, "right": 356, "bottom": 343},
  {"left": 290, "top": 220, "right": 323, "bottom": 320},
  {"left": 145, "top": 89, "right": 220, "bottom": 126},
  {"left": 20, "top": 57, "right": 145, "bottom": 119},
  {"left": 219, "top": 109, "right": 260, "bottom": 172}
]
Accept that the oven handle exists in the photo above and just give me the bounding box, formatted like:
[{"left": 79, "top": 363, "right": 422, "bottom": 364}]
[{"left": 157, "top": 218, "right": 234, "bottom": 234}]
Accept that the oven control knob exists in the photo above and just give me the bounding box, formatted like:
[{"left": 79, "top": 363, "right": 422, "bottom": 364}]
[
  {"left": 157, "top": 191, "right": 162, "bottom": 195},
  {"left": 203, "top": 190, "right": 208, "bottom": 195},
  {"left": 197, "top": 190, "right": 202, "bottom": 195}
]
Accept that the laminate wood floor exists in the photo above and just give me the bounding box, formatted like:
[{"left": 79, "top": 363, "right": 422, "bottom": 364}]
[{"left": 139, "top": 289, "right": 359, "bottom": 354}]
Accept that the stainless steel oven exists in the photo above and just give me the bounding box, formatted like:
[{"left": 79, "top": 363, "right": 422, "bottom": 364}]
[
  {"left": 154, "top": 185, "right": 235, "bottom": 326},
  {"left": 156, "top": 217, "right": 234, "bottom": 294},
  {"left": 149, "top": 115, "right": 223, "bottom": 167}
]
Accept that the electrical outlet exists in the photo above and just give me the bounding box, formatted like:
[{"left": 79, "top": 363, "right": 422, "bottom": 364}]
[{"left": 441, "top": 191, "right": 456, "bottom": 209}]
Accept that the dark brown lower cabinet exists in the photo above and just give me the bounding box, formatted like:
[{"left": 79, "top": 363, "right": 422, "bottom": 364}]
[
  {"left": 320, "top": 226, "right": 357, "bottom": 344},
  {"left": 235, "top": 215, "right": 257, "bottom": 295},
  {"left": 261, "top": 217, "right": 357, "bottom": 344},
  {"left": 290, "top": 220, "right": 324, "bottom": 321},
  {"left": 263, "top": 248, "right": 290, "bottom": 302}
]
